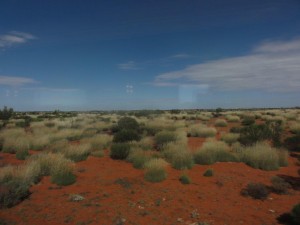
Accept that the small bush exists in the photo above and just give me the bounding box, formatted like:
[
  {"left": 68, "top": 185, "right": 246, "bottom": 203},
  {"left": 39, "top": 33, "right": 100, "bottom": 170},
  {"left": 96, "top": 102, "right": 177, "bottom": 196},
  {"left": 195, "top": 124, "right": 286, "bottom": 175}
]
[
  {"left": 179, "top": 174, "right": 191, "bottom": 184},
  {"left": 230, "top": 126, "right": 242, "bottom": 133},
  {"left": 194, "top": 141, "right": 237, "bottom": 165},
  {"left": 239, "top": 124, "right": 272, "bottom": 146},
  {"left": 271, "top": 176, "right": 290, "bottom": 194},
  {"left": 291, "top": 203, "right": 300, "bottom": 224},
  {"left": 284, "top": 135, "right": 300, "bottom": 152},
  {"left": 16, "top": 149, "right": 29, "bottom": 160},
  {"left": 127, "top": 149, "right": 151, "bottom": 169},
  {"left": 113, "top": 129, "right": 141, "bottom": 143},
  {"left": 162, "top": 143, "right": 194, "bottom": 170},
  {"left": 90, "top": 150, "right": 104, "bottom": 157},
  {"left": 237, "top": 143, "right": 284, "bottom": 171},
  {"left": 51, "top": 172, "right": 76, "bottom": 186},
  {"left": 154, "top": 131, "right": 177, "bottom": 150},
  {"left": 63, "top": 144, "right": 91, "bottom": 162},
  {"left": 226, "top": 115, "right": 240, "bottom": 122},
  {"left": 187, "top": 124, "right": 216, "bottom": 138},
  {"left": 144, "top": 159, "right": 168, "bottom": 183},
  {"left": 0, "top": 179, "right": 31, "bottom": 208},
  {"left": 110, "top": 143, "right": 130, "bottom": 160},
  {"left": 241, "top": 182, "right": 269, "bottom": 200},
  {"left": 203, "top": 168, "right": 214, "bottom": 177},
  {"left": 117, "top": 117, "right": 139, "bottom": 131},
  {"left": 242, "top": 117, "right": 255, "bottom": 126},
  {"left": 214, "top": 119, "right": 227, "bottom": 127},
  {"left": 2, "top": 137, "right": 30, "bottom": 154},
  {"left": 221, "top": 133, "right": 239, "bottom": 145}
]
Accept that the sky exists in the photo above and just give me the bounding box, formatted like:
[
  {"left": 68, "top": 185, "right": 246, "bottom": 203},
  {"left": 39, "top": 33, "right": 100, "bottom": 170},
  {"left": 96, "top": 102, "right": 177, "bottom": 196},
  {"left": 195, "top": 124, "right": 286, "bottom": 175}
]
[{"left": 0, "top": 0, "right": 300, "bottom": 111}]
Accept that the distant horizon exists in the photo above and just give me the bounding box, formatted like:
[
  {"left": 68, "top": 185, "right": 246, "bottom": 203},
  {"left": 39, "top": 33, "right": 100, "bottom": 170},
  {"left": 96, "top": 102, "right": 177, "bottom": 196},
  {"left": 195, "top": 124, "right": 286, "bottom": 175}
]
[{"left": 1, "top": 0, "right": 300, "bottom": 111}]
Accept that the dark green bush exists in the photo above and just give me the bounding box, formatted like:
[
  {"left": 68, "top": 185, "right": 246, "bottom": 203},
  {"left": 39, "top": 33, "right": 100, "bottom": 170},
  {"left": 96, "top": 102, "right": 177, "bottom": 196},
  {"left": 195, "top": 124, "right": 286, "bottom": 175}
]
[
  {"left": 179, "top": 174, "right": 191, "bottom": 184},
  {"left": 16, "top": 149, "right": 29, "bottom": 160},
  {"left": 230, "top": 126, "right": 242, "bottom": 133},
  {"left": 284, "top": 135, "right": 300, "bottom": 152},
  {"left": 203, "top": 168, "right": 214, "bottom": 177},
  {"left": 291, "top": 203, "right": 300, "bottom": 224},
  {"left": 241, "top": 182, "right": 269, "bottom": 200},
  {"left": 117, "top": 117, "right": 139, "bottom": 131},
  {"left": 242, "top": 117, "right": 255, "bottom": 126},
  {"left": 51, "top": 172, "right": 76, "bottom": 186},
  {"left": 0, "top": 179, "right": 30, "bottom": 208},
  {"left": 113, "top": 129, "right": 141, "bottom": 143},
  {"left": 154, "top": 131, "right": 177, "bottom": 150},
  {"left": 271, "top": 176, "right": 290, "bottom": 194},
  {"left": 110, "top": 143, "right": 130, "bottom": 160},
  {"left": 239, "top": 124, "right": 272, "bottom": 146}
]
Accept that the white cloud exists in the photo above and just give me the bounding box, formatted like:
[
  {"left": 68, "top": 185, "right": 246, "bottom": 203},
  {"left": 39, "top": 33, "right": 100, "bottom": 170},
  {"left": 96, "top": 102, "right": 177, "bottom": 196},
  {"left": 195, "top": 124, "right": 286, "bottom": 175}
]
[
  {"left": 154, "top": 37, "right": 300, "bottom": 92},
  {"left": 0, "top": 31, "right": 36, "bottom": 48},
  {"left": 169, "top": 53, "right": 191, "bottom": 59},
  {"left": 0, "top": 76, "right": 37, "bottom": 86},
  {"left": 118, "top": 61, "right": 139, "bottom": 70}
]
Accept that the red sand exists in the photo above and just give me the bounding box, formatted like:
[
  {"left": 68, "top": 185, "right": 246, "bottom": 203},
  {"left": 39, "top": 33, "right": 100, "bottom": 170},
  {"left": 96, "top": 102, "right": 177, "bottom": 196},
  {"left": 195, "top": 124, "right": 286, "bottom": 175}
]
[{"left": 1, "top": 152, "right": 300, "bottom": 225}]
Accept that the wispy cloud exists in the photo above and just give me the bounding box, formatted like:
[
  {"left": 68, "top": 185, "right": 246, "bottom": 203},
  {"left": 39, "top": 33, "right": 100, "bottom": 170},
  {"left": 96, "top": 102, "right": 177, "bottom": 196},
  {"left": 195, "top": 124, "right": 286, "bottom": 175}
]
[
  {"left": 154, "top": 37, "right": 300, "bottom": 92},
  {"left": 0, "top": 76, "right": 37, "bottom": 86},
  {"left": 118, "top": 61, "right": 139, "bottom": 70},
  {"left": 169, "top": 53, "right": 191, "bottom": 59},
  {"left": 0, "top": 31, "right": 36, "bottom": 48}
]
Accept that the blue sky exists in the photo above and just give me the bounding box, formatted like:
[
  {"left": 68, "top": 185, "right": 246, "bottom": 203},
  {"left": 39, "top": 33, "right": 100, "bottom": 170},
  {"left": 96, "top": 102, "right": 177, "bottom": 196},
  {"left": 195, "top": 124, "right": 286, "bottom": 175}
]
[{"left": 0, "top": 0, "right": 300, "bottom": 111}]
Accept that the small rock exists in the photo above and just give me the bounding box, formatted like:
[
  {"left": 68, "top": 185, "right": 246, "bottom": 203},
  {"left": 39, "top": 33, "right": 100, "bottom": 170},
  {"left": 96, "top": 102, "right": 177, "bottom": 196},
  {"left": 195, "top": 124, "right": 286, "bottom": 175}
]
[
  {"left": 177, "top": 218, "right": 184, "bottom": 222},
  {"left": 269, "top": 209, "right": 275, "bottom": 213},
  {"left": 69, "top": 194, "right": 85, "bottom": 202}
]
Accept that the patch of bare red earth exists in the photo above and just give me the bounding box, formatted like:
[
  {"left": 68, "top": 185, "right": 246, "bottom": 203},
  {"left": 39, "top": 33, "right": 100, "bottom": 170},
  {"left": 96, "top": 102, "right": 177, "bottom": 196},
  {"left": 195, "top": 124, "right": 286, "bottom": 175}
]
[{"left": 1, "top": 150, "right": 299, "bottom": 225}]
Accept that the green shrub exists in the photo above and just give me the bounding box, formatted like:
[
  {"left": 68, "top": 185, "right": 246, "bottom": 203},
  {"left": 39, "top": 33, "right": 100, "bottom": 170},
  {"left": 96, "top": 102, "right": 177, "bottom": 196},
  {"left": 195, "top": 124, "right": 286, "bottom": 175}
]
[
  {"left": 179, "top": 174, "right": 191, "bottom": 184},
  {"left": 214, "top": 119, "right": 227, "bottom": 127},
  {"left": 162, "top": 143, "right": 194, "bottom": 170},
  {"left": 284, "top": 135, "right": 300, "bottom": 152},
  {"left": 117, "top": 117, "right": 139, "bottom": 131},
  {"left": 113, "top": 129, "right": 141, "bottom": 143},
  {"left": 203, "top": 168, "right": 214, "bottom": 177},
  {"left": 90, "top": 150, "right": 104, "bottom": 157},
  {"left": 291, "top": 203, "right": 300, "bottom": 224},
  {"left": 226, "top": 115, "right": 240, "bottom": 122},
  {"left": 237, "top": 143, "right": 283, "bottom": 171},
  {"left": 242, "top": 117, "right": 255, "bottom": 126},
  {"left": 230, "top": 126, "right": 242, "bottom": 133},
  {"left": 154, "top": 131, "right": 177, "bottom": 150},
  {"left": 2, "top": 137, "right": 30, "bottom": 154},
  {"left": 239, "top": 124, "right": 272, "bottom": 146},
  {"left": 0, "top": 179, "right": 31, "bottom": 208},
  {"left": 51, "top": 172, "right": 76, "bottom": 186},
  {"left": 16, "top": 149, "right": 29, "bottom": 160},
  {"left": 110, "top": 143, "right": 130, "bottom": 160},
  {"left": 187, "top": 125, "right": 216, "bottom": 138},
  {"left": 221, "top": 133, "right": 239, "bottom": 145},
  {"left": 144, "top": 159, "right": 167, "bottom": 183},
  {"left": 63, "top": 144, "right": 91, "bottom": 162},
  {"left": 241, "top": 182, "right": 269, "bottom": 200},
  {"left": 194, "top": 141, "right": 237, "bottom": 165},
  {"left": 278, "top": 149, "right": 289, "bottom": 167},
  {"left": 127, "top": 149, "right": 151, "bottom": 169},
  {"left": 271, "top": 176, "right": 290, "bottom": 194}
]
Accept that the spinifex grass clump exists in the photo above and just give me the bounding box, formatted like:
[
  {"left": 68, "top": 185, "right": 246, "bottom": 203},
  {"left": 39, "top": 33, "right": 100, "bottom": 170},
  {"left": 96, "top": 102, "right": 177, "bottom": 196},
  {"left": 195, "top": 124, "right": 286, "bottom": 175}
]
[
  {"left": 162, "top": 142, "right": 194, "bottom": 170},
  {"left": 214, "top": 119, "right": 228, "bottom": 127},
  {"left": 187, "top": 124, "right": 216, "bottom": 138},
  {"left": 127, "top": 148, "right": 151, "bottom": 169},
  {"left": 144, "top": 158, "right": 168, "bottom": 182},
  {"left": 226, "top": 115, "right": 240, "bottom": 122},
  {"left": 63, "top": 143, "right": 91, "bottom": 162},
  {"left": 221, "top": 133, "right": 240, "bottom": 145},
  {"left": 110, "top": 143, "right": 131, "bottom": 160},
  {"left": 154, "top": 131, "right": 177, "bottom": 150},
  {"left": 194, "top": 141, "right": 237, "bottom": 165},
  {"left": 271, "top": 176, "right": 291, "bottom": 194},
  {"left": 237, "top": 143, "right": 287, "bottom": 171}
]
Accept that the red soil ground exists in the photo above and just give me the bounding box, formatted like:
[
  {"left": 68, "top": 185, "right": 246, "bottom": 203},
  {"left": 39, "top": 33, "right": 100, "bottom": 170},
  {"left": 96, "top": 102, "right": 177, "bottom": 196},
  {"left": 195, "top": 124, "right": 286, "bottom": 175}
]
[{"left": 1, "top": 148, "right": 300, "bottom": 225}]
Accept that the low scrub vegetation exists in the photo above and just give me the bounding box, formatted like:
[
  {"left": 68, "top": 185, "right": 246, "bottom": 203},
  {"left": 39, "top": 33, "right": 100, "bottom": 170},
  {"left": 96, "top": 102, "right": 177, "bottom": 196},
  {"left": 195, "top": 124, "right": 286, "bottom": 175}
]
[
  {"left": 179, "top": 174, "right": 191, "bottom": 184},
  {"left": 237, "top": 143, "right": 287, "bottom": 171},
  {"left": 221, "top": 133, "right": 239, "bottom": 145},
  {"left": 187, "top": 124, "right": 216, "bottom": 138},
  {"left": 154, "top": 131, "right": 177, "bottom": 150},
  {"left": 214, "top": 119, "right": 228, "bottom": 127},
  {"left": 144, "top": 158, "right": 168, "bottom": 182},
  {"left": 127, "top": 148, "right": 151, "bottom": 169},
  {"left": 110, "top": 143, "right": 130, "bottom": 160},
  {"left": 241, "top": 182, "right": 269, "bottom": 200},
  {"left": 194, "top": 141, "right": 237, "bottom": 165},
  {"left": 203, "top": 168, "right": 214, "bottom": 177}
]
